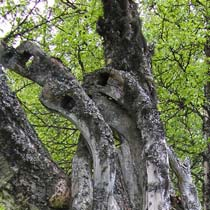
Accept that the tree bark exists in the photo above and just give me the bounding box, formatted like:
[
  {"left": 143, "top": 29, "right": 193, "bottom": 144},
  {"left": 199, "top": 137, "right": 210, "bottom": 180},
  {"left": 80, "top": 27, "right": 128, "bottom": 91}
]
[
  {"left": 0, "top": 66, "right": 71, "bottom": 210},
  {"left": 71, "top": 136, "right": 93, "bottom": 210},
  {"left": 168, "top": 147, "right": 201, "bottom": 210}
]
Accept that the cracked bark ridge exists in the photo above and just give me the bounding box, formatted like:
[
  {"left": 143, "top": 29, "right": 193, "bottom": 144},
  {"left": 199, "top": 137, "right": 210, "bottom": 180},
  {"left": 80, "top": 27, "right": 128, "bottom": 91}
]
[
  {"left": 71, "top": 136, "right": 93, "bottom": 210},
  {"left": 0, "top": 66, "right": 71, "bottom": 210},
  {"left": 167, "top": 147, "right": 201, "bottom": 210}
]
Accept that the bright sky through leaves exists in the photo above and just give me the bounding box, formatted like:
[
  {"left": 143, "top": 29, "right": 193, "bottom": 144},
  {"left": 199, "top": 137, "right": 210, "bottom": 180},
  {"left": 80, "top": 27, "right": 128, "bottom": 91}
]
[{"left": 0, "top": 0, "right": 55, "bottom": 38}]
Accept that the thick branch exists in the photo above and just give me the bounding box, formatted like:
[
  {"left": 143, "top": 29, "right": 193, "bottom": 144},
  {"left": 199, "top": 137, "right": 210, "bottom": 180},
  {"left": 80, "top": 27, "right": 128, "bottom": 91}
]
[
  {"left": 97, "top": 0, "right": 155, "bottom": 102},
  {"left": 167, "top": 147, "right": 201, "bottom": 210},
  {"left": 71, "top": 136, "right": 93, "bottom": 210},
  {"left": 85, "top": 89, "right": 142, "bottom": 209},
  {"left": 0, "top": 41, "right": 117, "bottom": 209},
  {"left": 0, "top": 67, "right": 71, "bottom": 210}
]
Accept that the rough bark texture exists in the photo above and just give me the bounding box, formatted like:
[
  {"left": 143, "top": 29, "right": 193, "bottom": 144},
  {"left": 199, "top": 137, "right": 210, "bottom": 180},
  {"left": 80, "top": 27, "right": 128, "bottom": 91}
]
[
  {"left": 71, "top": 136, "right": 93, "bottom": 210},
  {"left": 84, "top": 67, "right": 170, "bottom": 209},
  {"left": 95, "top": 0, "right": 169, "bottom": 208},
  {"left": 168, "top": 147, "right": 201, "bottom": 210},
  {"left": 0, "top": 67, "right": 71, "bottom": 210},
  {"left": 0, "top": 41, "right": 117, "bottom": 209},
  {"left": 0, "top": 0, "right": 201, "bottom": 209}
]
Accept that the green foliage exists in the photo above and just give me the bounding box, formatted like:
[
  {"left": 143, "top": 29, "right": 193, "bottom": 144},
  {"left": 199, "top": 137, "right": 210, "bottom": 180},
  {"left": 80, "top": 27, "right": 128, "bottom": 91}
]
[
  {"left": 0, "top": 205, "right": 5, "bottom": 210},
  {"left": 142, "top": 0, "right": 207, "bottom": 154},
  {"left": 48, "top": 0, "right": 104, "bottom": 79}
]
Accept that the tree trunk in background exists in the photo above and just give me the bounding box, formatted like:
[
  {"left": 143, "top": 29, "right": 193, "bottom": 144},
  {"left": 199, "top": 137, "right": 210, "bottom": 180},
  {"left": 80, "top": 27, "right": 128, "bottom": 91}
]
[
  {"left": 203, "top": 15, "right": 210, "bottom": 210},
  {"left": 0, "top": 0, "right": 201, "bottom": 209}
]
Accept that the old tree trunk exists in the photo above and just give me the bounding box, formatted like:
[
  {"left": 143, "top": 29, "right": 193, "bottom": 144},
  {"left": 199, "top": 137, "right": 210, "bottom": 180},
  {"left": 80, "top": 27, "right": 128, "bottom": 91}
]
[{"left": 0, "top": 0, "right": 201, "bottom": 210}]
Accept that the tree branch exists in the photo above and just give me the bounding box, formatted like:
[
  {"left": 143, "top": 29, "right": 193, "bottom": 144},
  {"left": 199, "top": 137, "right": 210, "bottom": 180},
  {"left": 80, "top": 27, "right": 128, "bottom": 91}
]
[
  {"left": 0, "top": 41, "right": 117, "bottom": 209},
  {"left": 167, "top": 146, "right": 201, "bottom": 210},
  {"left": 0, "top": 66, "right": 71, "bottom": 209}
]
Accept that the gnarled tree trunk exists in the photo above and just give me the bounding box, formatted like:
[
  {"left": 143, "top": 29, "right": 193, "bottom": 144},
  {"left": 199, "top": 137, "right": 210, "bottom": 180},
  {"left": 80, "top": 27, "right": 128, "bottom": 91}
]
[{"left": 0, "top": 0, "right": 201, "bottom": 209}]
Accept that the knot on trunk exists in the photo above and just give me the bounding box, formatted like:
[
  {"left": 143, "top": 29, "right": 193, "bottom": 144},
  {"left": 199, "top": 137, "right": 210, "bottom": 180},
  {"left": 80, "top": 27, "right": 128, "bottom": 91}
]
[{"left": 49, "top": 179, "right": 71, "bottom": 209}]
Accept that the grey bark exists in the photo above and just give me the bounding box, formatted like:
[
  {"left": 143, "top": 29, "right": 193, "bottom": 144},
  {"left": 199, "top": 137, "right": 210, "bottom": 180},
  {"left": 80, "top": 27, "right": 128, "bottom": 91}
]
[
  {"left": 168, "top": 147, "right": 201, "bottom": 210},
  {"left": 0, "top": 40, "right": 117, "bottom": 209},
  {"left": 71, "top": 137, "right": 93, "bottom": 210},
  {"left": 0, "top": 66, "right": 71, "bottom": 210},
  {"left": 0, "top": 34, "right": 169, "bottom": 210}
]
